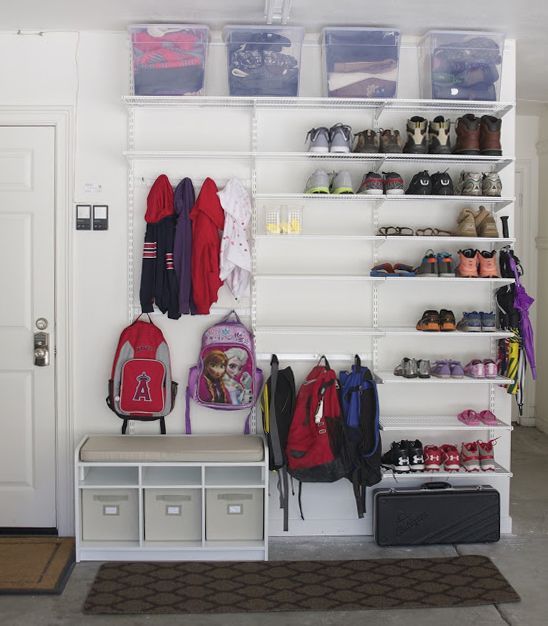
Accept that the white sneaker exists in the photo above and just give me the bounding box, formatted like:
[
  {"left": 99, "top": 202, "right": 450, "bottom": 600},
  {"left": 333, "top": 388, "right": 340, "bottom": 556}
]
[
  {"left": 330, "top": 170, "right": 354, "bottom": 194},
  {"left": 304, "top": 169, "right": 330, "bottom": 194},
  {"left": 329, "top": 123, "right": 353, "bottom": 153}
]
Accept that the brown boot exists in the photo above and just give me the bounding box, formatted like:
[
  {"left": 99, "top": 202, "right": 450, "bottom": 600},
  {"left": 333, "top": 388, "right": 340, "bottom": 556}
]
[
  {"left": 455, "top": 208, "right": 477, "bottom": 237},
  {"left": 454, "top": 114, "right": 481, "bottom": 155},
  {"left": 475, "top": 205, "right": 499, "bottom": 237},
  {"left": 480, "top": 115, "right": 502, "bottom": 156}
]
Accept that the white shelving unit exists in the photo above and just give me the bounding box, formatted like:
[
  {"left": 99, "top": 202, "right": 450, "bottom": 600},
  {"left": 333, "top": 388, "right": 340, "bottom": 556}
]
[
  {"left": 74, "top": 437, "right": 269, "bottom": 562},
  {"left": 123, "top": 42, "right": 516, "bottom": 536}
]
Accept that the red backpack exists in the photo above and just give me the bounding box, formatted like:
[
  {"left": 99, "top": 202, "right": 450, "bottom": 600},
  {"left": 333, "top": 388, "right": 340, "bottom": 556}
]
[
  {"left": 107, "top": 315, "right": 177, "bottom": 433},
  {"left": 286, "top": 357, "right": 349, "bottom": 486}
]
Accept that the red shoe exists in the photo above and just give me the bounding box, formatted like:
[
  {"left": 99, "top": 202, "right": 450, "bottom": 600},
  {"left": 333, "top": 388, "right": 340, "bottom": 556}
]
[
  {"left": 460, "top": 441, "right": 481, "bottom": 471},
  {"left": 440, "top": 444, "right": 460, "bottom": 471},
  {"left": 456, "top": 248, "right": 479, "bottom": 278},
  {"left": 424, "top": 445, "right": 442, "bottom": 471},
  {"left": 478, "top": 438, "right": 497, "bottom": 471}
]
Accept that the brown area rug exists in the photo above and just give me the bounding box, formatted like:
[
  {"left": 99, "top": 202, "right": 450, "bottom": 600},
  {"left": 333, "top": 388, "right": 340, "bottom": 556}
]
[
  {"left": 0, "top": 536, "right": 74, "bottom": 595},
  {"left": 83, "top": 555, "right": 519, "bottom": 614}
]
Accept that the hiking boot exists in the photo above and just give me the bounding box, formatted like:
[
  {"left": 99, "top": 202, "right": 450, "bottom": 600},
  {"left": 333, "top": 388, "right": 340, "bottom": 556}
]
[
  {"left": 403, "top": 116, "right": 428, "bottom": 153},
  {"left": 460, "top": 442, "right": 481, "bottom": 472},
  {"left": 459, "top": 171, "right": 482, "bottom": 196},
  {"left": 478, "top": 439, "right": 497, "bottom": 471},
  {"left": 457, "top": 248, "right": 479, "bottom": 277},
  {"left": 437, "top": 252, "right": 455, "bottom": 277},
  {"left": 330, "top": 170, "right": 354, "bottom": 194},
  {"left": 353, "top": 129, "right": 379, "bottom": 153},
  {"left": 482, "top": 172, "right": 502, "bottom": 197},
  {"left": 454, "top": 114, "right": 481, "bottom": 155},
  {"left": 380, "top": 129, "right": 403, "bottom": 153},
  {"left": 401, "top": 440, "right": 425, "bottom": 472},
  {"left": 415, "top": 249, "right": 439, "bottom": 277},
  {"left": 381, "top": 442, "right": 410, "bottom": 472},
  {"left": 480, "top": 115, "right": 502, "bottom": 156},
  {"left": 428, "top": 116, "right": 452, "bottom": 154},
  {"left": 439, "top": 308, "right": 456, "bottom": 331},
  {"left": 424, "top": 445, "right": 442, "bottom": 471},
  {"left": 406, "top": 170, "right": 432, "bottom": 195},
  {"left": 329, "top": 123, "right": 353, "bottom": 153},
  {"left": 457, "top": 311, "right": 482, "bottom": 332},
  {"left": 480, "top": 311, "right": 497, "bottom": 332},
  {"left": 478, "top": 249, "right": 499, "bottom": 277},
  {"left": 455, "top": 208, "right": 478, "bottom": 237},
  {"left": 475, "top": 206, "right": 499, "bottom": 237},
  {"left": 417, "top": 359, "right": 431, "bottom": 378},
  {"left": 431, "top": 360, "right": 451, "bottom": 378},
  {"left": 394, "top": 357, "right": 418, "bottom": 378},
  {"left": 306, "top": 127, "right": 330, "bottom": 153},
  {"left": 464, "top": 359, "right": 485, "bottom": 378},
  {"left": 440, "top": 444, "right": 460, "bottom": 471},
  {"left": 358, "top": 171, "right": 383, "bottom": 195},
  {"left": 416, "top": 309, "right": 441, "bottom": 332},
  {"left": 431, "top": 171, "right": 454, "bottom": 195},
  {"left": 305, "top": 169, "right": 330, "bottom": 194},
  {"left": 383, "top": 171, "right": 404, "bottom": 195}
]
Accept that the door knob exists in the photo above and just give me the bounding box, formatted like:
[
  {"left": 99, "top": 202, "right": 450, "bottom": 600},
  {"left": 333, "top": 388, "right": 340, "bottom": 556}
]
[{"left": 34, "top": 331, "right": 50, "bottom": 366}]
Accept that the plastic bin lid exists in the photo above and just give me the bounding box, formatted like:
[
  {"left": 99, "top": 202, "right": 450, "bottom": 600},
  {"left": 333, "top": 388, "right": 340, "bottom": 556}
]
[
  {"left": 224, "top": 24, "right": 305, "bottom": 41},
  {"left": 322, "top": 27, "right": 400, "bottom": 46},
  {"left": 420, "top": 30, "right": 505, "bottom": 46},
  {"left": 129, "top": 24, "right": 209, "bottom": 35}
]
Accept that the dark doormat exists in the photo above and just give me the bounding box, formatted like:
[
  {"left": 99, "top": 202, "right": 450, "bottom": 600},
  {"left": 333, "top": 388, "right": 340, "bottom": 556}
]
[
  {"left": 0, "top": 536, "right": 75, "bottom": 595},
  {"left": 83, "top": 555, "right": 519, "bottom": 614}
]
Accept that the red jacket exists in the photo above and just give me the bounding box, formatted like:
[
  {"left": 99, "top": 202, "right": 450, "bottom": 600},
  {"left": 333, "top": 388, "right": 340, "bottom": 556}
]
[{"left": 190, "top": 178, "right": 225, "bottom": 314}]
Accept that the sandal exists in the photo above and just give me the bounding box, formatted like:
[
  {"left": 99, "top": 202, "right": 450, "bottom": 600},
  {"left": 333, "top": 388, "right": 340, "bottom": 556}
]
[
  {"left": 378, "top": 226, "right": 413, "bottom": 236},
  {"left": 393, "top": 263, "right": 416, "bottom": 276},
  {"left": 478, "top": 410, "right": 498, "bottom": 425},
  {"left": 457, "top": 409, "right": 481, "bottom": 426},
  {"left": 370, "top": 262, "right": 395, "bottom": 276},
  {"left": 416, "top": 227, "right": 454, "bottom": 237}
]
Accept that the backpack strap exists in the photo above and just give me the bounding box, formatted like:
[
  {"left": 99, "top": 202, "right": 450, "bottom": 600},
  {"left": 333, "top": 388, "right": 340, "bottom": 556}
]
[
  {"left": 121, "top": 417, "right": 166, "bottom": 435},
  {"left": 185, "top": 385, "right": 192, "bottom": 434},
  {"left": 297, "top": 481, "right": 305, "bottom": 521}
]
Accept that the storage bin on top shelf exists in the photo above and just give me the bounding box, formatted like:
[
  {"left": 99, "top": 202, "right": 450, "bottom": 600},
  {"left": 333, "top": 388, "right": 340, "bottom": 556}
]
[
  {"left": 322, "top": 27, "right": 401, "bottom": 98},
  {"left": 224, "top": 25, "right": 305, "bottom": 97},
  {"left": 129, "top": 24, "right": 209, "bottom": 96},
  {"left": 419, "top": 30, "right": 505, "bottom": 101}
]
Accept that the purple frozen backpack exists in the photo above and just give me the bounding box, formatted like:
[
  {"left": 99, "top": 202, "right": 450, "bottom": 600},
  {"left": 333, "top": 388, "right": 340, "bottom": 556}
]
[{"left": 185, "top": 311, "right": 263, "bottom": 434}]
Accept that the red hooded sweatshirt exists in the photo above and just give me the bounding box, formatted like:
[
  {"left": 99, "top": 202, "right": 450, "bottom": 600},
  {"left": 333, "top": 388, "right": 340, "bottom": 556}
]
[{"left": 190, "top": 178, "right": 225, "bottom": 314}]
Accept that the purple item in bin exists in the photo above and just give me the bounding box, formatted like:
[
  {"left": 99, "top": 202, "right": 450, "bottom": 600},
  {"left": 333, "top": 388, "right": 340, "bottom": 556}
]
[
  {"left": 130, "top": 25, "right": 208, "bottom": 95},
  {"left": 322, "top": 28, "right": 400, "bottom": 98},
  {"left": 185, "top": 311, "right": 263, "bottom": 434}
]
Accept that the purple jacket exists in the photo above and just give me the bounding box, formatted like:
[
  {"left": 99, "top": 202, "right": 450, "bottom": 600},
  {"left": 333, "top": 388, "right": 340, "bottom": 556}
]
[{"left": 173, "top": 178, "right": 195, "bottom": 315}]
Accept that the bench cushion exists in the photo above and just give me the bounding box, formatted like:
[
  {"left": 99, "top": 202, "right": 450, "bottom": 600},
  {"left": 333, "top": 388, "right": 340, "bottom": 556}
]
[{"left": 80, "top": 435, "right": 264, "bottom": 463}]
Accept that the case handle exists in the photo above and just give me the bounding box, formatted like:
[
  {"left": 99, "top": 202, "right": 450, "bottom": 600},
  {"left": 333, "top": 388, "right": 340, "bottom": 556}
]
[{"left": 421, "top": 482, "right": 451, "bottom": 490}]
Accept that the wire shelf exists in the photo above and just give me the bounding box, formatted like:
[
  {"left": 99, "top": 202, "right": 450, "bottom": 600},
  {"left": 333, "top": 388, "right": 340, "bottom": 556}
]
[{"left": 380, "top": 415, "right": 512, "bottom": 431}]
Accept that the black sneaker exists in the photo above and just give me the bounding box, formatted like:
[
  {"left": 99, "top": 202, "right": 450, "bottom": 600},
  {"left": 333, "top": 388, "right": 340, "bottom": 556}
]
[
  {"left": 401, "top": 440, "right": 425, "bottom": 472},
  {"left": 381, "top": 442, "right": 410, "bottom": 473},
  {"left": 406, "top": 170, "right": 432, "bottom": 195},
  {"left": 431, "top": 171, "right": 454, "bottom": 195}
]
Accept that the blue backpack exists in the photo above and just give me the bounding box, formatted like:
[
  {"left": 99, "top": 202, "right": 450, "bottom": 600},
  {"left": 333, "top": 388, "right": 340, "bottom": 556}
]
[{"left": 339, "top": 355, "right": 382, "bottom": 518}]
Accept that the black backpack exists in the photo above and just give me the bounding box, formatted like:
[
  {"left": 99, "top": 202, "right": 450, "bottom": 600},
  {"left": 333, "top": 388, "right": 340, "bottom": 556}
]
[
  {"left": 261, "top": 355, "right": 296, "bottom": 531},
  {"left": 496, "top": 248, "right": 522, "bottom": 329},
  {"left": 339, "top": 355, "right": 382, "bottom": 518}
]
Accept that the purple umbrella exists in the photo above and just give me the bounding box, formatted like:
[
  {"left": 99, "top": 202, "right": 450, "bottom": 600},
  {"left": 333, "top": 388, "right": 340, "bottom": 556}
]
[{"left": 509, "top": 255, "right": 536, "bottom": 380}]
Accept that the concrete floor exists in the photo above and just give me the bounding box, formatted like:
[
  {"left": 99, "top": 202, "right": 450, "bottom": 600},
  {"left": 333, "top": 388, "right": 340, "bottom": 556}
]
[{"left": 1, "top": 425, "right": 547, "bottom": 626}]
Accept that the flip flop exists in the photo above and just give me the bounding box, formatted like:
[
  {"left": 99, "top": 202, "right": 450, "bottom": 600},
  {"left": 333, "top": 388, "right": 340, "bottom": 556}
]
[
  {"left": 370, "top": 262, "right": 395, "bottom": 276},
  {"left": 478, "top": 410, "right": 498, "bottom": 425},
  {"left": 393, "top": 263, "right": 416, "bottom": 276},
  {"left": 378, "top": 226, "right": 413, "bottom": 236},
  {"left": 457, "top": 409, "right": 481, "bottom": 426}
]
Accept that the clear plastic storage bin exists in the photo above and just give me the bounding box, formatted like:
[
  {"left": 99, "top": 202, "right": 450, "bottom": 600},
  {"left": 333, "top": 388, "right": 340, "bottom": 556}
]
[
  {"left": 129, "top": 24, "right": 209, "bottom": 96},
  {"left": 419, "top": 31, "right": 505, "bottom": 101},
  {"left": 322, "top": 27, "right": 400, "bottom": 98},
  {"left": 224, "top": 25, "right": 305, "bottom": 97}
]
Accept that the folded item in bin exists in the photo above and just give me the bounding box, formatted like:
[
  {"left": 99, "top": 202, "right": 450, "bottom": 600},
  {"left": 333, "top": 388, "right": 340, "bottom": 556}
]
[
  {"left": 433, "top": 36, "right": 502, "bottom": 65},
  {"left": 135, "top": 65, "right": 205, "bottom": 96},
  {"left": 333, "top": 58, "right": 398, "bottom": 74},
  {"left": 432, "top": 64, "right": 499, "bottom": 88},
  {"left": 328, "top": 75, "right": 397, "bottom": 98},
  {"left": 432, "top": 82, "right": 497, "bottom": 101}
]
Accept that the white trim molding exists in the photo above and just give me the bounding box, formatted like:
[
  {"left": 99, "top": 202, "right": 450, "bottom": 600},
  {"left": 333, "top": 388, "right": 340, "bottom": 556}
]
[{"left": 0, "top": 106, "right": 74, "bottom": 536}]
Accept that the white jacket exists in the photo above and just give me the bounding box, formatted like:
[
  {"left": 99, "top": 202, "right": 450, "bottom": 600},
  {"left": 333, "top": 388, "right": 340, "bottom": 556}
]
[{"left": 218, "top": 178, "right": 252, "bottom": 299}]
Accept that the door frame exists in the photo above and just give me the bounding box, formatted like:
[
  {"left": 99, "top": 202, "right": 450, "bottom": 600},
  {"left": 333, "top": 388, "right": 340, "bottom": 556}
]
[{"left": 0, "top": 106, "right": 74, "bottom": 535}]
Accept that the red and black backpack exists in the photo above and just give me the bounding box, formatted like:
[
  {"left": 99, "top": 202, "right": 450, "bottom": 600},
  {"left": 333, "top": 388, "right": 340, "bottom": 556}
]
[{"left": 106, "top": 315, "right": 177, "bottom": 433}]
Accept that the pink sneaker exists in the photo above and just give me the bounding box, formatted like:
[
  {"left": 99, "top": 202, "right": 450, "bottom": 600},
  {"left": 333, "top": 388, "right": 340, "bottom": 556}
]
[
  {"left": 478, "top": 410, "right": 498, "bottom": 425},
  {"left": 464, "top": 359, "right": 485, "bottom": 378},
  {"left": 478, "top": 439, "right": 497, "bottom": 471},
  {"left": 460, "top": 441, "right": 481, "bottom": 472},
  {"left": 440, "top": 444, "right": 460, "bottom": 471},
  {"left": 483, "top": 359, "right": 497, "bottom": 378},
  {"left": 457, "top": 409, "right": 481, "bottom": 426}
]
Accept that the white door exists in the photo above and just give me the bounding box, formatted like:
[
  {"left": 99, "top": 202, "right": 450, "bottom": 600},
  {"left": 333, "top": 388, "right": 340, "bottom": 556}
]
[{"left": 0, "top": 126, "right": 56, "bottom": 528}]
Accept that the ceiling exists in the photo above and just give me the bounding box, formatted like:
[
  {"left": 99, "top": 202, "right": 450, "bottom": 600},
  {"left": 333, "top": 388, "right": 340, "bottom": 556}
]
[{"left": 2, "top": 0, "right": 548, "bottom": 102}]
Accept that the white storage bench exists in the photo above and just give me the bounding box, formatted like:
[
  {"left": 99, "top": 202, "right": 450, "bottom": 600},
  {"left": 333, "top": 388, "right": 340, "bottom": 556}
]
[{"left": 75, "top": 434, "right": 269, "bottom": 562}]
